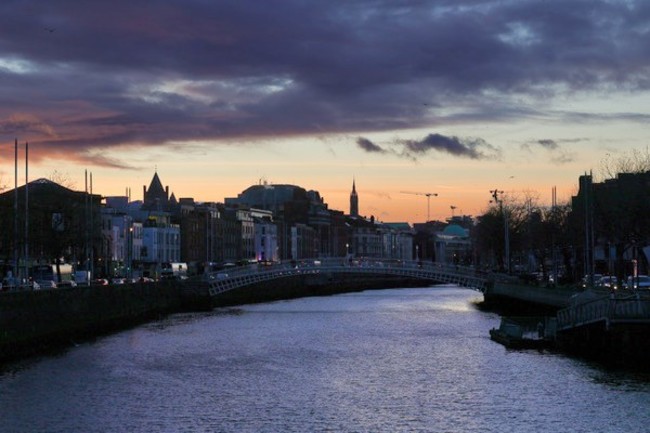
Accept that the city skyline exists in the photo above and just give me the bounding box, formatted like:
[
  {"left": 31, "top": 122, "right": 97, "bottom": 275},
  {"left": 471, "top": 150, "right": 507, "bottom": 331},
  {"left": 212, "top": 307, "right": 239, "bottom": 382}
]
[{"left": 2, "top": 1, "right": 650, "bottom": 223}]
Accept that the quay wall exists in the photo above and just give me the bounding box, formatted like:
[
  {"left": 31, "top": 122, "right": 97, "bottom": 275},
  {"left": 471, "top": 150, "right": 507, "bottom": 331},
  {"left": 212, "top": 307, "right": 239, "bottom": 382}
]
[
  {"left": 555, "top": 320, "right": 650, "bottom": 367},
  {"left": 1, "top": 274, "right": 428, "bottom": 364},
  {"left": 483, "top": 280, "right": 576, "bottom": 314},
  {"left": 0, "top": 282, "right": 182, "bottom": 363}
]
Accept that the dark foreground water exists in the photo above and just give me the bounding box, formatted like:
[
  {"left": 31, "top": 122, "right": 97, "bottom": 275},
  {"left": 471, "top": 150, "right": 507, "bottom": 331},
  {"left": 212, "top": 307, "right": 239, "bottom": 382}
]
[{"left": 2, "top": 285, "right": 650, "bottom": 433}]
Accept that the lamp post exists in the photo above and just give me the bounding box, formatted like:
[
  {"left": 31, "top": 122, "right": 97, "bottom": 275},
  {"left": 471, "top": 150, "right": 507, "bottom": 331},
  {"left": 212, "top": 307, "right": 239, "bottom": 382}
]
[
  {"left": 128, "top": 226, "right": 133, "bottom": 280},
  {"left": 490, "top": 189, "right": 510, "bottom": 273},
  {"left": 345, "top": 243, "right": 349, "bottom": 258}
]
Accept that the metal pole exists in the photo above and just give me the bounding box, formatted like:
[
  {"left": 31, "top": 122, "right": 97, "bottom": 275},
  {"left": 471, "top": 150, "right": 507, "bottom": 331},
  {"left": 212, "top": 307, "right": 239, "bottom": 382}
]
[
  {"left": 584, "top": 174, "right": 593, "bottom": 287},
  {"left": 426, "top": 195, "right": 430, "bottom": 222},
  {"left": 490, "top": 189, "right": 507, "bottom": 273},
  {"left": 90, "top": 172, "right": 94, "bottom": 283},
  {"left": 84, "top": 170, "right": 89, "bottom": 280},
  {"left": 206, "top": 210, "right": 209, "bottom": 265},
  {"left": 14, "top": 138, "right": 19, "bottom": 283},
  {"left": 504, "top": 204, "right": 510, "bottom": 274},
  {"left": 24, "top": 142, "right": 29, "bottom": 285}
]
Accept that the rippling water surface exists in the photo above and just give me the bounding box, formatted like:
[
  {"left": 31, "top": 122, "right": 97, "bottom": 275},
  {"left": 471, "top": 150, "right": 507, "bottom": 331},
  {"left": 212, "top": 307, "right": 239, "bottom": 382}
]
[{"left": 2, "top": 285, "right": 650, "bottom": 432}]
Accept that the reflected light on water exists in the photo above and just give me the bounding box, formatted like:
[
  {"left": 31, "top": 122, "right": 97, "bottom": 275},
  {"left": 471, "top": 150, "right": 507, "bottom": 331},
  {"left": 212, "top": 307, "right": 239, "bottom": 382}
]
[{"left": 1, "top": 285, "right": 649, "bottom": 433}]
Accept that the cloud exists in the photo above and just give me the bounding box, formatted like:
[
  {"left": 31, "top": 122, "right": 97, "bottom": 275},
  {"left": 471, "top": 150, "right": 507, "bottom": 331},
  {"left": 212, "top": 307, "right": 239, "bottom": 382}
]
[
  {"left": 356, "top": 132, "right": 501, "bottom": 161},
  {"left": 536, "top": 139, "right": 559, "bottom": 150},
  {"left": 0, "top": 1, "right": 649, "bottom": 167},
  {"left": 550, "top": 152, "right": 576, "bottom": 164},
  {"left": 0, "top": 114, "right": 56, "bottom": 137},
  {"left": 521, "top": 138, "right": 578, "bottom": 164},
  {"left": 400, "top": 133, "right": 501, "bottom": 160},
  {"left": 356, "top": 137, "right": 386, "bottom": 153}
]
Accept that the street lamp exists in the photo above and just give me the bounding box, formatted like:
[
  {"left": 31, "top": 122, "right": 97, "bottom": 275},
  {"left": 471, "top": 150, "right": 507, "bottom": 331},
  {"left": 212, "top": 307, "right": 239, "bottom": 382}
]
[
  {"left": 345, "top": 243, "right": 349, "bottom": 258},
  {"left": 490, "top": 189, "right": 510, "bottom": 273}
]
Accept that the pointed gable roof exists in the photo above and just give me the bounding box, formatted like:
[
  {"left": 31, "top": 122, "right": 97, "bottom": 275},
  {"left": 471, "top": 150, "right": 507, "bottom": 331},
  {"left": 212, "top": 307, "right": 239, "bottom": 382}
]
[
  {"left": 147, "top": 172, "right": 166, "bottom": 198},
  {"left": 143, "top": 171, "right": 169, "bottom": 211}
]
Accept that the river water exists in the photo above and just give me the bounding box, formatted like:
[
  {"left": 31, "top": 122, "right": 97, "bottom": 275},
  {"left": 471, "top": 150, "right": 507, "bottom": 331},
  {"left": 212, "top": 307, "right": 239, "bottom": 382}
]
[{"left": 1, "top": 285, "right": 650, "bottom": 433}]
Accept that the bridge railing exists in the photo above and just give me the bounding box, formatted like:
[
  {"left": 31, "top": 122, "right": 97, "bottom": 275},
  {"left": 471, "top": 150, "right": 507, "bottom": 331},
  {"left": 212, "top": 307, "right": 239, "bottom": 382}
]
[
  {"left": 201, "top": 258, "right": 490, "bottom": 297},
  {"left": 203, "top": 258, "right": 488, "bottom": 279}
]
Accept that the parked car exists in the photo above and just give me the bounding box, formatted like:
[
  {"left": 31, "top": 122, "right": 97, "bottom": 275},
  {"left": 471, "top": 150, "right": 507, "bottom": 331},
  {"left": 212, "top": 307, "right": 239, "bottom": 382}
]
[
  {"left": 581, "top": 274, "right": 603, "bottom": 289},
  {"left": 1, "top": 277, "right": 21, "bottom": 291},
  {"left": 92, "top": 278, "right": 109, "bottom": 286},
  {"left": 596, "top": 276, "right": 618, "bottom": 290},
  {"left": 625, "top": 275, "right": 650, "bottom": 289},
  {"left": 36, "top": 280, "right": 58, "bottom": 289},
  {"left": 57, "top": 280, "right": 77, "bottom": 289}
]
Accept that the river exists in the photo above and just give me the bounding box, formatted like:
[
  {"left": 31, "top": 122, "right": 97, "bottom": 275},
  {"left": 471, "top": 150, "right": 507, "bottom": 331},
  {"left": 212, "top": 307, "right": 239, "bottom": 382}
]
[{"left": 1, "top": 285, "right": 650, "bottom": 433}]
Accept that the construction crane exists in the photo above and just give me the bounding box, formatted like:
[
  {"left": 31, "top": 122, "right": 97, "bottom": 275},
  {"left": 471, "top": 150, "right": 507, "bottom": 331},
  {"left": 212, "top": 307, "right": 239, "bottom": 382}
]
[{"left": 401, "top": 191, "right": 438, "bottom": 222}]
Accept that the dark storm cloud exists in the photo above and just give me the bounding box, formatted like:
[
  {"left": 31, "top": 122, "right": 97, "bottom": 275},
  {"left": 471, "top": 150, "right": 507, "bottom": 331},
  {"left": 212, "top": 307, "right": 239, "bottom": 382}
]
[{"left": 0, "top": 0, "right": 649, "bottom": 166}]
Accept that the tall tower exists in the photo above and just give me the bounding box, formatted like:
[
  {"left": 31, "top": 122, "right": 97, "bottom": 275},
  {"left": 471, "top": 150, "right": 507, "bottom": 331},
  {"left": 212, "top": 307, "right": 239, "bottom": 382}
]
[{"left": 350, "top": 178, "right": 359, "bottom": 217}]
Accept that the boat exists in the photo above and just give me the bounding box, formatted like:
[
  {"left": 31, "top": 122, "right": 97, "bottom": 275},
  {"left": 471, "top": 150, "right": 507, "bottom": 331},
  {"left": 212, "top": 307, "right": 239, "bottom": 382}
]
[{"left": 489, "top": 317, "right": 551, "bottom": 349}]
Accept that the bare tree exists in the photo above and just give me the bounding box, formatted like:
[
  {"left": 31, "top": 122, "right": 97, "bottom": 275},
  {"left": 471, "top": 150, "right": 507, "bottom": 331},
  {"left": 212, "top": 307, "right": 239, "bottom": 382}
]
[
  {"left": 599, "top": 147, "right": 650, "bottom": 180},
  {"left": 48, "top": 170, "right": 77, "bottom": 189}
]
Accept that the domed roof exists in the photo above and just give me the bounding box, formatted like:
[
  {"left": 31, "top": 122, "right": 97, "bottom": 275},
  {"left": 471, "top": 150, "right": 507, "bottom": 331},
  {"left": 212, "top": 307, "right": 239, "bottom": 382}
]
[{"left": 441, "top": 224, "right": 468, "bottom": 238}]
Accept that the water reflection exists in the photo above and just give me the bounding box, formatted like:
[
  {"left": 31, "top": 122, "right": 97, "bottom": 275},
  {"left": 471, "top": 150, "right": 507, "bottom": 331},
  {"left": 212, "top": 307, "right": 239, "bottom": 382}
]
[{"left": 1, "top": 285, "right": 649, "bottom": 433}]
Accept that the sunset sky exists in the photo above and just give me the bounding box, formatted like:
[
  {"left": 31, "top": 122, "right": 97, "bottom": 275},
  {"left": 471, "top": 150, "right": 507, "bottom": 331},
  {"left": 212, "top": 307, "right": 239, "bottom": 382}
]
[{"left": 1, "top": 1, "right": 649, "bottom": 223}]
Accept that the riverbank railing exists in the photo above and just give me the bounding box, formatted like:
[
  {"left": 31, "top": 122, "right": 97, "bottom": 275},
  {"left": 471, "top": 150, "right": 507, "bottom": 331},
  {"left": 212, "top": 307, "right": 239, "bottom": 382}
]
[
  {"left": 556, "top": 290, "right": 650, "bottom": 331},
  {"left": 202, "top": 259, "right": 490, "bottom": 297}
]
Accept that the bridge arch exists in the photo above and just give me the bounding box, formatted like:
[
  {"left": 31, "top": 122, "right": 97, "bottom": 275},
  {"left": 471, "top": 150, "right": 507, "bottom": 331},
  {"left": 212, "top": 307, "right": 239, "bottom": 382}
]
[{"left": 200, "top": 259, "right": 490, "bottom": 298}]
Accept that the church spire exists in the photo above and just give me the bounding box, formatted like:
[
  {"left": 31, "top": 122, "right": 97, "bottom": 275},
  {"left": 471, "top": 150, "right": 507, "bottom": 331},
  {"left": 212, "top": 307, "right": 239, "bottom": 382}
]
[{"left": 350, "top": 177, "right": 359, "bottom": 217}]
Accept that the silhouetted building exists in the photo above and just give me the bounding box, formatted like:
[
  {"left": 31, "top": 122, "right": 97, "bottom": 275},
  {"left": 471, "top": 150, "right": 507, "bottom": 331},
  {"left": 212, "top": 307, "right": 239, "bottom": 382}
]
[
  {"left": 142, "top": 171, "right": 178, "bottom": 213},
  {"left": 435, "top": 223, "right": 472, "bottom": 265},
  {"left": 570, "top": 171, "right": 650, "bottom": 280},
  {"left": 347, "top": 216, "right": 382, "bottom": 257},
  {"left": 0, "top": 178, "right": 101, "bottom": 280},
  {"left": 226, "top": 183, "right": 327, "bottom": 259}
]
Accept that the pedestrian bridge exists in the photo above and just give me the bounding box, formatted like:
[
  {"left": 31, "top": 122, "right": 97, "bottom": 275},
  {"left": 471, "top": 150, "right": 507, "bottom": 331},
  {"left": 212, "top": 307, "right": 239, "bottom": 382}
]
[{"left": 202, "top": 258, "right": 491, "bottom": 298}]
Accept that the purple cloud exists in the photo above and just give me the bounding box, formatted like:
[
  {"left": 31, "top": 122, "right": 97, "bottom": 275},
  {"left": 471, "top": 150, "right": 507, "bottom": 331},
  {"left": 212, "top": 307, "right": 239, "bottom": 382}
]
[
  {"left": 356, "top": 137, "right": 386, "bottom": 153},
  {"left": 401, "top": 133, "right": 501, "bottom": 160},
  {"left": 0, "top": 1, "right": 648, "bottom": 166}
]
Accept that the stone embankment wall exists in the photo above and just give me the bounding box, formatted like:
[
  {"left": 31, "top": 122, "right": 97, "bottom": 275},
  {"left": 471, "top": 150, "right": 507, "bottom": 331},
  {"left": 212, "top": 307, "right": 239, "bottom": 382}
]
[
  {"left": 1, "top": 274, "right": 428, "bottom": 364},
  {"left": 0, "top": 282, "right": 182, "bottom": 363},
  {"left": 483, "top": 280, "right": 576, "bottom": 314}
]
